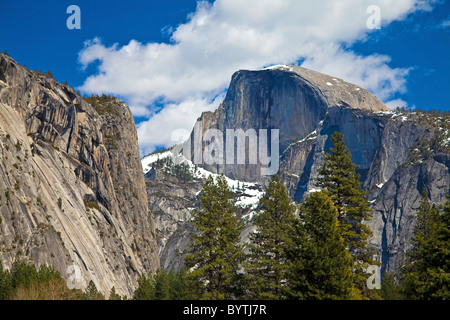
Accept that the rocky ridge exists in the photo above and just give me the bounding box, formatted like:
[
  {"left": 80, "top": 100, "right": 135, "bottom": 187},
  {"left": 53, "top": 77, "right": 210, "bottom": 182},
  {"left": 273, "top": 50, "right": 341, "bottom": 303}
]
[
  {"left": 142, "top": 150, "right": 263, "bottom": 271},
  {"left": 146, "top": 65, "right": 450, "bottom": 274},
  {"left": 0, "top": 53, "right": 159, "bottom": 297}
]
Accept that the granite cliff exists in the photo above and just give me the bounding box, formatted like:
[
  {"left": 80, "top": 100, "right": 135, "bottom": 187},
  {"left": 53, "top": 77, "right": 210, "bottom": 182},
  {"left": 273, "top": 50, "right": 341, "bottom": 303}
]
[
  {"left": 0, "top": 53, "right": 159, "bottom": 297},
  {"left": 190, "top": 65, "right": 388, "bottom": 183},
  {"left": 1, "top": 50, "right": 448, "bottom": 295},
  {"left": 146, "top": 65, "right": 450, "bottom": 275}
]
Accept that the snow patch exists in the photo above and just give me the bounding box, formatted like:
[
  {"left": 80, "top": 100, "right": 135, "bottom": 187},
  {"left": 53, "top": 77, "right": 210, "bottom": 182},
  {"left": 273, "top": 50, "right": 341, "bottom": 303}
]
[
  {"left": 282, "top": 128, "right": 318, "bottom": 156},
  {"left": 374, "top": 110, "right": 394, "bottom": 115},
  {"left": 141, "top": 150, "right": 264, "bottom": 210},
  {"left": 141, "top": 151, "right": 173, "bottom": 174},
  {"left": 376, "top": 183, "right": 385, "bottom": 189},
  {"left": 262, "top": 64, "right": 293, "bottom": 72}
]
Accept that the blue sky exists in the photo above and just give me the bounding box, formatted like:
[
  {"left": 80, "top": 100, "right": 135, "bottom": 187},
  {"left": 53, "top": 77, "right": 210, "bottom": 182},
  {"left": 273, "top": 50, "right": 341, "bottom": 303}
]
[
  {"left": 1, "top": 0, "right": 449, "bottom": 154},
  {"left": 0, "top": 0, "right": 198, "bottom": 89}
]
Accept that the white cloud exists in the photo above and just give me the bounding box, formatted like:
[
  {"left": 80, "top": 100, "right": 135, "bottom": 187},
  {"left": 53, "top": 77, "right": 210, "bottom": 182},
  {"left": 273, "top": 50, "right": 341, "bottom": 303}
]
[
  {"left": 136, "top": 94, "right": 224, "bottom": 156},
  {"left": 300, "top": 45, "right": 412, "bottom": 101},
  {"left": 385, "top": 98, "right": 409, "bottom": 110},
  {"left": 438, "top": 17, "right": 450, "bottom": 29},
  {"left": 78, "top": 0, "right": 439, "bottom": 154}
]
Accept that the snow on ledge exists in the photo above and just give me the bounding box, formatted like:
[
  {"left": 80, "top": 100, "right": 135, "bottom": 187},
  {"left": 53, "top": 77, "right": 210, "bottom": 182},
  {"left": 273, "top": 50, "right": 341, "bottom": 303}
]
[
  {"left": 262, "top": 64, "right": 294, "bottom": 72},
  {"left": 141, "top": 150, "right": 265, "bottom": 210},
  {"left": 141, "top": 150, "right": 173, "bottom": 174}
]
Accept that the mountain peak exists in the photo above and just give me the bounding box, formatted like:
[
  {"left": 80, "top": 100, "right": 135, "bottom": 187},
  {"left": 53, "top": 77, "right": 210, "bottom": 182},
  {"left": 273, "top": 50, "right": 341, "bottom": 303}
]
[
  {"left": 195, "top": 64, "right": 390, "bottom": 163},
  {"left": 0, "top": 52, "right": 159, "bottom": 297},
  {"left": 242, "top": 64, "right": 389, "bottom": 112}
]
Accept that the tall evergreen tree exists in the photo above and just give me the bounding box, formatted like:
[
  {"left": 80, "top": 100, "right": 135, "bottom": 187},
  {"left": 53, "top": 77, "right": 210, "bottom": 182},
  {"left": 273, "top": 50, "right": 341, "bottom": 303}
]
[
  {"left": 401, "top": 192, "right": 450, "bottom": 299},
  {"left": 168, "top": 267, "right": 192, "bottom": 300},
  {"left": 432, "top": 196, "right": 450, "bottom": 299},
  {"left": 10, "top": 261, "right": 39, "bottom": 289},
  {"left": 36, "top": 264, "right": 61, "bottom": 283},
  {"left": 132, "top": 268, "right": 196, "bottom": 300},
  {"left": 1, "top": 261, "right": 84, "bottom": 300},
  {"left": 245, "top": 174, "right": 296, "bottom": 299},
  {"left": 380, "top": 271, "right": 404, "bottom": 300},
  {"left": 411, "top": 190, "right": 440, "bottom": 263},
  {"left": 83, "top": 280, "right": 105, "bottom": 300},
  {"left": 0, "top": 262, "right": 13, "bottom": 300},
  {"left": 153, "top": 269, "right": 171, "bottom": 300},
  {"left": 108, "top": 286, "right": 122, "bottom": 300},
  {"left": 286, "top": 191, "right": 355, "bottom": 299},
  {"left": 316, "top": 131, "right": 376, "bottom": 292},
  {"left": 184, "top": 174, "right": 244, "bottom": 300},
  {"left": 133, "top": 273, "right": 155, "bottom": 300}
]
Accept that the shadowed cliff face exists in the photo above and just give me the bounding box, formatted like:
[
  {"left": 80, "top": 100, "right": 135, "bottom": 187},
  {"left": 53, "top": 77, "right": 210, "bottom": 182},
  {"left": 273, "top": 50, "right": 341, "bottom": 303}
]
[
  {"left": 219, "top": 69, "right": 329, "bottom": 151},
  {"left": 152, "top": 65, "right": 449, "bottom": 275},
  {"left": 278, "top": 107, "right": 450, "bottom": 273},
  {"left": 187, "top": 66, "right": 388, "bottom": 184},
  {"left": 0, "top": 53, "right": 159, "bottom": 297}
]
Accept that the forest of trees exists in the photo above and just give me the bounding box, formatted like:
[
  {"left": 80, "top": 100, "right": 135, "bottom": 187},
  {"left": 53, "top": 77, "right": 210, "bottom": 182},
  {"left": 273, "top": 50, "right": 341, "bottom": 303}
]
[
  {"left": 0, "top": 260, "right": 121, "bottom": 300},
  {"left": 132, "top": 131, "right": 450, "bottom": 300},
  {"left": 1, "top": 131, "right": 449, "bottom": 300}
]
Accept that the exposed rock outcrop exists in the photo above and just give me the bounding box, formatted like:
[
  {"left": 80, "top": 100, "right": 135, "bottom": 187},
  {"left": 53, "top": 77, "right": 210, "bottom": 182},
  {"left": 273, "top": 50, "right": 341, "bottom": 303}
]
[
  {"left": 0, "top": 53, "right": 159, "bottom": 297},
  {"left": 145, "top": 167, "right": 200, "bottom": 271},
  {"left": 188, "top": 65, "right": 388, "bottom": 183},
  {"left": 149, "top": 65, "right": 449, "bottom": 275},
  {"left": 278, "top": 107, "right": 450, "bottom": 273}
]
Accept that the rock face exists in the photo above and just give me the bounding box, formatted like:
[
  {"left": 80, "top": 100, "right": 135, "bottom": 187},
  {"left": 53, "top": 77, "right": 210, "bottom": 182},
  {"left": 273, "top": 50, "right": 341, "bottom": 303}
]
[
  {"left": 149, "top": 65, "right": 450, "bottom": 274},
  {"left": 143, "top": 151, "right": 263, "bottom": 272},
  {"left": 0, "top": 53, "right": 159, "bottom": 297},
  {"left": 187, "top": 65, "right": 388, "bottom": 183},
  {"left": 145, "top": 167, "right": 200, "bottom": 272},
  {"left": 278, "top": 107, "right": 450, "bottom": 273}
]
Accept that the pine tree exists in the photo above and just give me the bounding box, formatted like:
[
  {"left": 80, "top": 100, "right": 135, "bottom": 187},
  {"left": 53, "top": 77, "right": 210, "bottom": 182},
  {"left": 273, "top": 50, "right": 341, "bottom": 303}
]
[
  {"left": 0, "top": 262, "right": 13, "bottom": 299},
  {"left": 380, "top": 271, "right": 404, "bottom": 300},
  {"left": 168, "top": 267, "right": 192, "bottom": 300},
  {"left": 10, "top": 261, "right": 39, "bottom": 289},
  {"left": 316, "top": 131, "right": 376, "bottom": 292},
  {"left": 244, "top": 174, "right": 296, "bottom": 299},
  {"left": 132, "top": 268, "right": 198, "bottom": 300},
  {"left": 286, "top": 191, "right": 355, "bottom": 299},
  {"left": 184, "top": 174, "right": 244, "bottom": 300},
  {"left": 133, "top": 273, "right": 154, "bottom": 300},
  {"left": 411, "top": 190, "right": 440, "bottom": 262},
  {"left": 108, "top": 286, "right": 122, "bottom": 300},
  {"left": 401, "top": 190, "right": 439, "bottom": 299},
  {"left": 153, "top": 269, "right": 171, "bottom": 300},
  {"left": 83, "top": 280, "right": 105, "bottom": 300},
  {"left": 1, "top": 261, "right": 84, "bottom": 300},
  {"left": 432, "top": 196, "right": 450, "bottom": 299},
  {"left": 401, "top": 192, "right": 450, "bottom": 299},
  {"left": 37, "top": 264, "right": 61, "bottom": 283}
]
